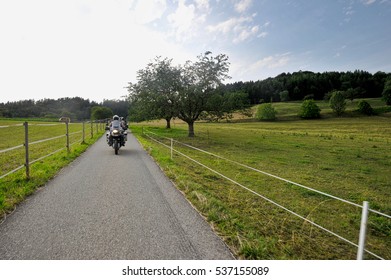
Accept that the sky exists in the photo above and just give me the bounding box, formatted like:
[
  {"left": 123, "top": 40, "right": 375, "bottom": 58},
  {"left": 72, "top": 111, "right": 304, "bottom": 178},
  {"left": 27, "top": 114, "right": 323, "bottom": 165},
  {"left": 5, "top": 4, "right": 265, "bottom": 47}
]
[{"left": 1, "top": 0, "right": 390, "bottom": 103}]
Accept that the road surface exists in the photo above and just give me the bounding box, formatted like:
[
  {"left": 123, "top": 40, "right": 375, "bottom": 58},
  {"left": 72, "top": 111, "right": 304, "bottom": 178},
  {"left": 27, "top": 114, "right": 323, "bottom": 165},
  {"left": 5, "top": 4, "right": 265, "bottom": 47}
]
[{"left": 0, "top": 131, "right": 234, "bottom": 260}]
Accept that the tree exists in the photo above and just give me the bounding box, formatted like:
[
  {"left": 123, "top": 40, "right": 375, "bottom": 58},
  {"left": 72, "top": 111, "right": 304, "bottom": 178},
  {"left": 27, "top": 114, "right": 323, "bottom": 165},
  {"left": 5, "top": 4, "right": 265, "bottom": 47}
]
[
  {"left": 329, "top": 91, "right": 347, "bottom": 116},
  {"left": 256, "top": 103, "right": 277, "bottom": 121},
  {"left": 279, "top": 90, "right": 289, "bottom": 102},
  {"left": 357, "top": 100, "right": 374, "bottom": 115},
  {"left": 382, "top": 77, "right": 391, "bottom": 105},
  {"left": 176, "top": 52, "right": 230, "bottom": 137},
  {"left": 344, "top": 87, "right": 363, "bottom": 102},
  {"left": 299, "top": 99, "right": 321, "bottom": 119},
  {"left": 128, "top": 57, "right": 181, "bottom": 128},
  {"left": 91, "top": 106, "right": 113, "bottom": 120},
  {"left": 203, "top": 91, "right": 250, "bottom": 122}
]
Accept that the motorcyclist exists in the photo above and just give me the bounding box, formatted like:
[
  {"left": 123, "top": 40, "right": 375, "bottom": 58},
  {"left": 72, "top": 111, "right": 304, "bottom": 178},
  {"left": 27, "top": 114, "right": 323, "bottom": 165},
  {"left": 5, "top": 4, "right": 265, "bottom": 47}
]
[
  {"left": 120, "top": 117, "right": 128, "bottom": 130},
  {"left": 107, "top": 115, "right": 125, "bottom": 146}
]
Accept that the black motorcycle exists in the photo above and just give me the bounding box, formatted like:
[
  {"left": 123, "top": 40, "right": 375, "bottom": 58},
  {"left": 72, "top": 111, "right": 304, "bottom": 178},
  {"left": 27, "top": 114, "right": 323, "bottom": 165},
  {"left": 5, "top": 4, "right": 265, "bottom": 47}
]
[{"left": 106, "top": 126, "right": 127, "bottom": 155}]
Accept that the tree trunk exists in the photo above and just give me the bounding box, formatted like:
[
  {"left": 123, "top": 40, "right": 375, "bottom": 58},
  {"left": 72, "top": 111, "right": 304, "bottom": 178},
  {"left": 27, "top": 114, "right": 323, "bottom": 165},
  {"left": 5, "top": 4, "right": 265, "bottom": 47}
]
[
  {"left": 165, "top": 117, "right": 171, "bottom": 129},
  {"left": 187, "top": 121, "right": 195, "bottom": 137}
]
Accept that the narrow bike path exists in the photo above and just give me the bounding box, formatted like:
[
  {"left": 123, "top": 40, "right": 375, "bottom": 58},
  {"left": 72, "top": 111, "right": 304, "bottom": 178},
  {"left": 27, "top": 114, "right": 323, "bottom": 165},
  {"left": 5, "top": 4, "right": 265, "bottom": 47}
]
[{"left": 0, "top": 131, "right": 233, "bottom": 260}]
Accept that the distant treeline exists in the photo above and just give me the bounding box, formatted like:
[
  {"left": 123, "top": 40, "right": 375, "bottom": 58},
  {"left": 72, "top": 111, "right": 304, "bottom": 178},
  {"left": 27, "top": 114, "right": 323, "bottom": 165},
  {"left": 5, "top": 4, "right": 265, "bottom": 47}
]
[
  {"left": 1, "top": 70, "right": 390, "bottom": 120},
  {"left": 223, "top": 70, "right": 391, "bottom": 104},
  {"left": 0, "top": 97, "right": 129, "bottom": 121}
]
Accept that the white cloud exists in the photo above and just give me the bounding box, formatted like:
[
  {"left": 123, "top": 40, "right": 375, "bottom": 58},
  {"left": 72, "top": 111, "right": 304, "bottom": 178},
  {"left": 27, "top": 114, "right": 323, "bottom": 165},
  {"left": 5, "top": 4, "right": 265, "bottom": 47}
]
[
  {"left": 233, "top": 25, "right": 259, "bottom": 43},
  {"left": 234, "top": 0, "right": 253, "bottom": 13},
  {"left": 257, "top": 32, "right": 268, "bottom": 38},
  {"left": 207, "top": 15, "right": 268, "bottom": 44},
  {"left": 207, "top": 17, "right": 250, "bottom": 34},
  {"left": 195, "top": 0, "right": 211, "bottom": 12},
  {"left": 230, "top": 53, "right": 292, "bottom": 81},
  {"left": 167, "top": 0, "right": 206, "bottom": 42},
  {"left": 130, "top": 0, "right": 167, "bottom": 24},
  {"left": 251, "top": 53, "right": 291, "bottom": 71}
]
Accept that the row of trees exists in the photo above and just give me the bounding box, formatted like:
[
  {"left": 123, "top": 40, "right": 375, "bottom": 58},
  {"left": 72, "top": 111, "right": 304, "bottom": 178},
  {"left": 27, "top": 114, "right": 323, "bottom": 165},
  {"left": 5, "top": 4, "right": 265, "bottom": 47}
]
[
  {"left": 224, "top": 70, "right": 391, "bottom": 104},
  {"left": 128, "top": 52, "right": 246, "bottom": 137},
  {"left": 0, "top": 97, "right": 129, "bottom": 121}
]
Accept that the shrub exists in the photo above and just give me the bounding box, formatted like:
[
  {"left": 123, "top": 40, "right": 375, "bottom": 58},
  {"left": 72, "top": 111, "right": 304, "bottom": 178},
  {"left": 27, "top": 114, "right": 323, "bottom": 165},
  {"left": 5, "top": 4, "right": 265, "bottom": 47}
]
[
  {"left": 256, "top": 103, "right": 277, "bottom": 121},
  {"left": 382, "top": 78, "right": 391, "bottom": 105},
  {"left": 357, "top": 100, "right": 374, "bottom": 115},
  {"left": 329, "top": 91, "right": 346, "bottom": 116},
  {"left": 299, "top": 100, "right": 321, "bottom": 119}
]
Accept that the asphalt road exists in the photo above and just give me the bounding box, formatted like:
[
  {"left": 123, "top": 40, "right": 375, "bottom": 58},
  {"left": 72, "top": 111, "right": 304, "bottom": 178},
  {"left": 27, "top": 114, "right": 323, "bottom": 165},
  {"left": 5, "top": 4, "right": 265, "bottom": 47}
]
[{"left": 0, "top": 131, "right": 233, "bottom": 260}]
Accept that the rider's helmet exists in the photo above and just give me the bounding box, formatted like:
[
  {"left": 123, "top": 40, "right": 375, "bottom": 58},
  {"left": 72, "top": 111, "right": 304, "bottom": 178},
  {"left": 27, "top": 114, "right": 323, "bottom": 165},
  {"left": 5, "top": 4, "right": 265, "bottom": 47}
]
[{"left": 113, "top": 115, "right": 120, "bottom": 120}]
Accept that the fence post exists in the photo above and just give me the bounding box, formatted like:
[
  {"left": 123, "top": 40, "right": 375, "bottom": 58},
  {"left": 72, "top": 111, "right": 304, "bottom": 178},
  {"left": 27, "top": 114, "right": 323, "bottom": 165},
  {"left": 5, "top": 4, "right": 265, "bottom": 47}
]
[
  {"left": 24, "top": 122, "right": 30, "bottom": 179},
  {"left": 82, "top": 122, "right": 85, "bottom": 144},
  {"left": 65, "top": 121, "right": 70, "bottom": 153},
  {"left": 357, "top": 201, "right": 369, "bottom": 260},
  {"left": 91, "top": 121, "right": 93, "bottom": 138},
  {"left": 170, "top": 138, "right": 173, "bottom": 160}
]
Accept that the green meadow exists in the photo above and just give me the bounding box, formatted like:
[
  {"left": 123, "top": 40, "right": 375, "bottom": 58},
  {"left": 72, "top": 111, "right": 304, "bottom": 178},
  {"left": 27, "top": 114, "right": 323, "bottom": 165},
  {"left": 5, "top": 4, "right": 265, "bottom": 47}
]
[{"left": 132, "top": 99, "right": 391, "bottom": 259}]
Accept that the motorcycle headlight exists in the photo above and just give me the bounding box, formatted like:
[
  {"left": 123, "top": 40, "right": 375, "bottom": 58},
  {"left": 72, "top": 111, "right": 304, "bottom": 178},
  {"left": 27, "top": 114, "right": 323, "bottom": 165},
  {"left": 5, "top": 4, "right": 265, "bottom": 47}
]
[{"left": 112, "top": 129, "right": 120, "bottom": 136}]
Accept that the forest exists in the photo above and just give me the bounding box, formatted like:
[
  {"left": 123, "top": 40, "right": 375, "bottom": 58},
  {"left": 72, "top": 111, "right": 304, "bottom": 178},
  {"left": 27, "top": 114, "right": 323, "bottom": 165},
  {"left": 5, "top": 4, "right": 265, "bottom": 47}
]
[{"left": 222, "top": 70, "right": 391, "bottom": 104}]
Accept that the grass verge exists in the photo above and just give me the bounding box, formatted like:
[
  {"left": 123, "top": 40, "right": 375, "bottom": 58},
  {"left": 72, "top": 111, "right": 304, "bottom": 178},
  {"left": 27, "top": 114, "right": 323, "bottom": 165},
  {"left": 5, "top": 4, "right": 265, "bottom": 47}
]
[{"left": 0, "top": 119, "right": 104, "bottom": 221}]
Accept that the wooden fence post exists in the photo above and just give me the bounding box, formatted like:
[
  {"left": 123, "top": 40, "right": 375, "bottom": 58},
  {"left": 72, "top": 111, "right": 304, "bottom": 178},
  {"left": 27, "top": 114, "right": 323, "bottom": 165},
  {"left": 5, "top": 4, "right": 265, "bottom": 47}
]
[
  {"left": 65, "top": 121, "right": 70, "bottom": 153},
  {"left": 24, "top": 122, "right": 30, "bottom": 179},
  {"left": 82, "top": 122, "right": 85, "bottom": 144},
  {"left": 91, "top": 121, "right": 93, "bottom": 138}
]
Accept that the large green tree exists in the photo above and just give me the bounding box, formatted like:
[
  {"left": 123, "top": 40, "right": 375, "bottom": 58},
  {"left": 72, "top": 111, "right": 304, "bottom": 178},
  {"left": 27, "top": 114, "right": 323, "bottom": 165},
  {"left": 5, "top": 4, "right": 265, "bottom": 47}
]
[
  {"left": 128, "top": 57, "right": 181, "bottom": 128},
  {"left": 176, "top": 52, "right": 230, "bottom": 136},
  {"left": 128, "top": 52, "right": 231, "bottom": 137}
]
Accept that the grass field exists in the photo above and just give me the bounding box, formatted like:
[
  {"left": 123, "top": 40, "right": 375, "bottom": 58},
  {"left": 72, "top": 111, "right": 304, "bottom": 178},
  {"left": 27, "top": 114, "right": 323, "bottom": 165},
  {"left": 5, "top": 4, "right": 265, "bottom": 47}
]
[
  {"left": 131, "top": 100, "right": 391, "bottom": 259},
  {"left": 0, "top": 119, "right": 104, "bottom": 219}
]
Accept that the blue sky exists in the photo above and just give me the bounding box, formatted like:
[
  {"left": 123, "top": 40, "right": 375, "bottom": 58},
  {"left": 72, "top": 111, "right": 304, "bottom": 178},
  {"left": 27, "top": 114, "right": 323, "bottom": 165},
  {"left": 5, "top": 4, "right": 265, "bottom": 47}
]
[{"left": 0, "top": 0, "right": 390, "bottom": 103}]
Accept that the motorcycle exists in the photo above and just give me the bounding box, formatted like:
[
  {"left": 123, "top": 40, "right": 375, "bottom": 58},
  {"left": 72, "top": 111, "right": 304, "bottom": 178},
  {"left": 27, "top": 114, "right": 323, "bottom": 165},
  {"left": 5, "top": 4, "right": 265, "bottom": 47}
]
[{"left": 106, "top": 125, "right": 127, "bottom": 155}]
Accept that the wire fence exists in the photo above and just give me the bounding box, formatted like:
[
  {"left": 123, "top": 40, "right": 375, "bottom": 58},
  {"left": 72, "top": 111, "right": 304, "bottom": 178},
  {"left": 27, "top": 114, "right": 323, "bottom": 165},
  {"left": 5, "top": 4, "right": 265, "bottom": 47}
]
[
  {"left": 0, "top": 120, "right": 106, "bottom": 180},
  {"left": 142, "top": 129, "right": 390, "bottom": 260}
]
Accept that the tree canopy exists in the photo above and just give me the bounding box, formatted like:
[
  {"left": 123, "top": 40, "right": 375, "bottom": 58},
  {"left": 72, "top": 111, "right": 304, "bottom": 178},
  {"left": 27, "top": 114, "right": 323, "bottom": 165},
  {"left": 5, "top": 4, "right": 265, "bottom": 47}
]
[
  {"left": 128, "top": 52, "right": 236, "bottom": 137},
  {"left": 128, "top": 57, "right": 181, "bottom": 128}
]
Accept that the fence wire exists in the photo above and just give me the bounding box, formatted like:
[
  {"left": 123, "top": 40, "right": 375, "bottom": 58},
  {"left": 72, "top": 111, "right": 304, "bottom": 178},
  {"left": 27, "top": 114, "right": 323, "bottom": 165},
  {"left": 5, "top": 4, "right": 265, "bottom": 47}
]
[
  {"left": 143, "top": 129, "right": 388, "bottom": 260},
  {"left": 145, "top": 130, "right": 390, "bottom": 219}
]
